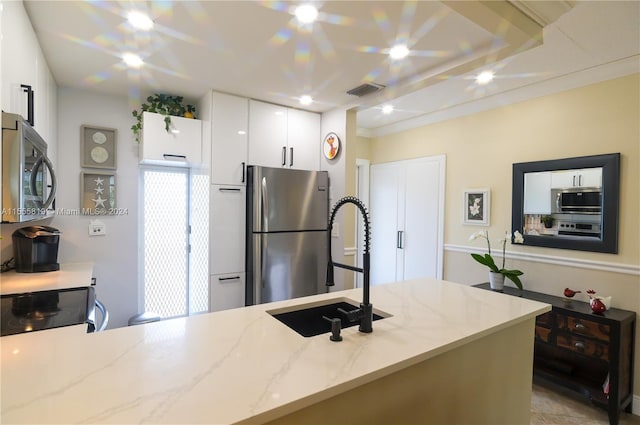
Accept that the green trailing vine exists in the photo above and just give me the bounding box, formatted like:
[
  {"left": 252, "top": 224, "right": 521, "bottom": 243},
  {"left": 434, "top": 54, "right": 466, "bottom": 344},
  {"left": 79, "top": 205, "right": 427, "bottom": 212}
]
[{"left": 131, "top": 94, "right": 197, "bottom": 143}]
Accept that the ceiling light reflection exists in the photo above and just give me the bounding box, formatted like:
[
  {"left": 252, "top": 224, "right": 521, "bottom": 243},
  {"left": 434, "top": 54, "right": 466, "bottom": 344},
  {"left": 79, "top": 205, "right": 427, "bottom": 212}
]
[
  {"left": 122, "top": 52, "right": 144, "bottom": 68},
  {"left": 476, "top": 71, "right": 494, "bottom": 85},
  {"left": 295, "top": 5, "right": 318, "bottom": 24},
  {"left": 127, "top": 10, "right": 154, "bottom": 30},
  {"left": 382, "top": 105, "right": 394, "bottom": 114},
  {"left": 389, "top": 44, "right": 410, "bottom": 60}
]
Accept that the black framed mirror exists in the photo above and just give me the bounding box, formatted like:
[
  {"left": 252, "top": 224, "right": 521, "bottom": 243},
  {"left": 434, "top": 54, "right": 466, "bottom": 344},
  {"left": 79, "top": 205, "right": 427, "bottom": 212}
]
[{"left": 511, "top": 153, "right": 620, "bottom": 253}]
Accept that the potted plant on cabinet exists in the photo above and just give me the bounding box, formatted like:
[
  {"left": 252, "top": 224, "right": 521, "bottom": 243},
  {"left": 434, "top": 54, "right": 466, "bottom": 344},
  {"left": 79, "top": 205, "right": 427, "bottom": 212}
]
[
  {"left": 540, "top": 215, "right": 554, "bottom": 228},
  {"left": 131, "top": 94, "right": 197, "bottom": 143}
]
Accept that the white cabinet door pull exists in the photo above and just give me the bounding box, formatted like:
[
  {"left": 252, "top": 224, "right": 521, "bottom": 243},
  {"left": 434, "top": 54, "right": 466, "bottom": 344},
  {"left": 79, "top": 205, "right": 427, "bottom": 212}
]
[
  {"left": 163, "top": 154, "right": 187, "bottom": 160},
  {"left": 397, "top": 231, "right": 404, "bottom": 249},
  {"left": 218, "top": 276, "right": 241, "bottom": 282}
]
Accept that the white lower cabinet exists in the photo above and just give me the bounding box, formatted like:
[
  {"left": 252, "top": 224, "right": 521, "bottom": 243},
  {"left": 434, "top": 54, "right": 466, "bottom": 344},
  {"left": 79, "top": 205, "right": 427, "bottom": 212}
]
[
  {"left": 210, "top": 185, "right": 245, "bottom": 275},
  {"left": 209, "top": 184, "right": 245, "bottom": 311},
  {"left": 209, "top": 273, "right": 245, "bottom": 312}
]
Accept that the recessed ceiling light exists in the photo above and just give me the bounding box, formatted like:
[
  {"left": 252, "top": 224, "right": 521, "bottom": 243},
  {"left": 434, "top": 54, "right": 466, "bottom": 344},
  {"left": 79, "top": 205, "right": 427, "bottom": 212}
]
[
  {"left": 295, "top": 4, "right": 318, "bottom": 24},
  {"left": 476, "top": 71, "right": 495, "bottom": 85},
  {"left": 389, "top": 44, "right": 410, "bottom": 60},
  {"left": 237, "top": 130, "right": 247, "bottom": 135},
  {"left": 299, "top": 95, "right": 313, "bottom": 105},
  {"left": 382, "top": 105, "right": 394, "bottom": 115},
  {"left": 127, "top": 11, "right": 154, "bottom": 31},
  {"left": 122, "top": 52, "right": 143, "bottom": 68}
]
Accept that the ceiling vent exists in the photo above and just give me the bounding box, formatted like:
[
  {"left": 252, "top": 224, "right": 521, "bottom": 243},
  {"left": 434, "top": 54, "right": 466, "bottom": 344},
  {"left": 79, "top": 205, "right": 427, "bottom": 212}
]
[{"left": 346, "top": 82, "right": 385, "bottom": 97}]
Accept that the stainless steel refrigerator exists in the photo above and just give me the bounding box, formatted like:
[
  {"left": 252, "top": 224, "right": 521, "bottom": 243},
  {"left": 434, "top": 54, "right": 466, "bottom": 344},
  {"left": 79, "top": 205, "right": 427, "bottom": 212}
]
[{"left": 246, "top": 166, "right": 329, "bottom": 305}]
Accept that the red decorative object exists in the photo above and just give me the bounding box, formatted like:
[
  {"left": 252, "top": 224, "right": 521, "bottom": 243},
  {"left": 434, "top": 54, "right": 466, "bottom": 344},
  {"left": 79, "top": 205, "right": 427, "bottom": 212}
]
[
  {"left": 590, "top": 297, "right": 607, "bottom": 314},
  {"left": 586, "top": 289, "right": 610, "bottom": 314},
  {"left": 563, "top": 288, "right": 581, "bottom": 298}
]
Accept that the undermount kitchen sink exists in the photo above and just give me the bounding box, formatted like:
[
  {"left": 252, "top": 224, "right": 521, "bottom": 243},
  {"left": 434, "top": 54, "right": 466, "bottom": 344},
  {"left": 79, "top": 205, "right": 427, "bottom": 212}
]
[{"left": 268, "top": 298, "right": 389, "bottom": 337}]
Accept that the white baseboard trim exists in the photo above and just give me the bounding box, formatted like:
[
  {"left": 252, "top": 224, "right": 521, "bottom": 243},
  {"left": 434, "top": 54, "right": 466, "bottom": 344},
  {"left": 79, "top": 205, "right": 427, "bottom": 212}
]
[
  {"left": 632, "top": 395, "right": 640, "bottom": 416},
  {"left": 445, "top": 244, "right": 640, "bottom": 276}
]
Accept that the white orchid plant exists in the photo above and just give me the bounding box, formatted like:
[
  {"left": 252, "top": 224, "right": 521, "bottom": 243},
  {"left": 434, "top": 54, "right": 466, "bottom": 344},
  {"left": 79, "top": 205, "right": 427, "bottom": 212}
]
[{"left": 469, "top": 230, "right": 524, "bottom": 290}]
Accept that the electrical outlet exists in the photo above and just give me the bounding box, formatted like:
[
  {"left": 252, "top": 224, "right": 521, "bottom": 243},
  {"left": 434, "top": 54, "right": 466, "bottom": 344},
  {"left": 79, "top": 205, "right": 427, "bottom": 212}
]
[
  {"left": 89, "top": 220, "right": 106, "bottom": 236},
  {"left": 331, "top": 223, "right": 339, "bottom": 238}
]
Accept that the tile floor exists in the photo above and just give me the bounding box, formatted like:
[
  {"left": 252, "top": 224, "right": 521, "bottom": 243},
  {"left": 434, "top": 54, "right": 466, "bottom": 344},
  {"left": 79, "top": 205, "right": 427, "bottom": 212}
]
[{"left": 531, "top": 384, "right": 640, "bottom": 425}]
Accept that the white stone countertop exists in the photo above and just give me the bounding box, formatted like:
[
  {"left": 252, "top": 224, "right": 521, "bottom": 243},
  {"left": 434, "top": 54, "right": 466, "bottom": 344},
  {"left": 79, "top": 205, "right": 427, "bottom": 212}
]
[
  {"left": 0, "top": 278, "right": 550, "bottom": 424},
  {"left": 0, "top": 262, "right": 94, "bottom": 295}
]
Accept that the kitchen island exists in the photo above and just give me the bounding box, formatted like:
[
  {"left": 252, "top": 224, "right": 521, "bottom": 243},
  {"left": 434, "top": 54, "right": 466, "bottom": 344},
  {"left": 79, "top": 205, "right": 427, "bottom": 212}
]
[{"left": 1, "top": 278, "right": 549, "bottom": 424}]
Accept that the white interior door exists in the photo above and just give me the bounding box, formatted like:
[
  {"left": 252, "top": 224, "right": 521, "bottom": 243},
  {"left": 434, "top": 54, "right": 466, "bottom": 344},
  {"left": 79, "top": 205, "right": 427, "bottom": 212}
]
[
  {"left": 370, "top": 155, "right": 445, "bottom": 285},
  {"left": 369, "top": 162, "right": 401, "bottom": 285},
  {"left": 402, "top": 157, "right": 444, "bottom": 280}
]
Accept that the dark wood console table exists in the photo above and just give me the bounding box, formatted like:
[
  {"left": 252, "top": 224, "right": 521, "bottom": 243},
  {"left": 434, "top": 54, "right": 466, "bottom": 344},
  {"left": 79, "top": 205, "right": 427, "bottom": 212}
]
[{"left": 474, "top": 283, "right": 636, "bottom": 425}]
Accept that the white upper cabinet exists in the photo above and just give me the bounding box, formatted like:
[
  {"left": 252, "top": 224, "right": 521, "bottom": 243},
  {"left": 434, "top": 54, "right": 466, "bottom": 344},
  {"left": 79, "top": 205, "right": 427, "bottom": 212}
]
[
  {"left": 287, "top": 108, "right": 321, "bottom": 170},
  {"left": 211, "top": 92, "right": 248, "bottom": 185},
  {"left": 248, "top": 100, "right": 288, "bottom": 168},
  {"left": 248, "top": 100, "right": 320, "bottom": 170},
  {"left": 2, "top": 1, "right": 56, "bottom": 142},
  {"left": 139, "top": 111, "right": 202, "bottom": 166},
  {"left": 524, "top": 171, "right": 552, "bottom": 214},
  {"left": 551, "top": 167, "right": 602, "bottom": 188}
]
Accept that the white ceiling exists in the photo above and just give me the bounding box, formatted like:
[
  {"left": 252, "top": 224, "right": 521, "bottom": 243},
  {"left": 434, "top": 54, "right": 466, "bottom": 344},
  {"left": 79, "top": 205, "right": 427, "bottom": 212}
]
[{"left": 23, "top": 1, "right": 640, "bottom": 137}]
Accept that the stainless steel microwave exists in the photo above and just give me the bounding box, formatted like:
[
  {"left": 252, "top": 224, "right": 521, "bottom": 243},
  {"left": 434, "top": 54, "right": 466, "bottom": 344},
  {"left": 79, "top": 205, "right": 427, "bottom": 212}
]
[
  {"left": 551, "top": 188, "right": 601, "bottom": 214},
  {"left": 2, "top": 111, "right": 57, "bottom": 222}
]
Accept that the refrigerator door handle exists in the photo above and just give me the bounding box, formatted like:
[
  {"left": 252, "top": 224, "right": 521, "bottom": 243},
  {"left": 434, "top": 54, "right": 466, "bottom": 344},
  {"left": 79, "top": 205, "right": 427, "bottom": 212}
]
[
  {"left": 241, "top": 162, "right": 245, "bottom": 183},
  {"left": 253, "top": 235, "right": 266, "bottom": 304},
  {"left": 290, "top": 147, "right": 294, "bottom": 167},
  {"left": 397, "top": 230, "right": 404, "bottom": 249},
  {"left": 261, "top": 176, "right": 269, "bottom": 231},
  {"left": 281, "top": 146, "right": 286, "bottom": 166}
]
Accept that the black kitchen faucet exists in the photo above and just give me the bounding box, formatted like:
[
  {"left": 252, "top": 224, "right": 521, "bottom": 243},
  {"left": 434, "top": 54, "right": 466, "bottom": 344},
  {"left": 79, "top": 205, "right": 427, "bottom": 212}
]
[{"left": 326, "top": 196, "right": 373, "bottom": 333}]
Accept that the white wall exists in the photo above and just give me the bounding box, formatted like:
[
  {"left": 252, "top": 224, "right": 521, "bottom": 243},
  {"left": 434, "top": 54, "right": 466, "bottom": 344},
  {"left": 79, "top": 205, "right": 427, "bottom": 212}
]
[
  {"left": 53, "top": 88, "right": 139, "bottom": 329},
  {"left": 320, "top": 108, "right": 347, "bottom": 291}
]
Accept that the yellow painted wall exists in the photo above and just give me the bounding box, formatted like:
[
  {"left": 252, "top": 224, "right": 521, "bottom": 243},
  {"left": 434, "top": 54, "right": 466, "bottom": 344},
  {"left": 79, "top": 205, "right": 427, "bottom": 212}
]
[
  {"left": 343, "top": 111, "right": 372, "bottom": 281},
  {"left": 366, "top": 73, "right": 640, "bottom": 395},
  {"left": 369, "top": 74, "right": 639, "bottom": 267}
]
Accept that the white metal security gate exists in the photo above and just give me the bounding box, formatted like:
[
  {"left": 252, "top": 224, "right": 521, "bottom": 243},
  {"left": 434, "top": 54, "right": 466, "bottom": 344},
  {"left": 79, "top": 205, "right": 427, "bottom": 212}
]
[{"left": 141, "top": 166, "right": 208, "bottom": 318}]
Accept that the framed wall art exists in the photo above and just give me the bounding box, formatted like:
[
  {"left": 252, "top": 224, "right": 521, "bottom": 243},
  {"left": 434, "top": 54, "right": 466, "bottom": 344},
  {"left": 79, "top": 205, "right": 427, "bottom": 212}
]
[
  {"left": 81, "top": 172, "right": 116, "bottom": 215},
  {"left": 463, "top": 188, "right": 490, "bottom": 226},
  {"left": 81, "top": 125, "right": 117, "bottom": 169},
  {"left": 323, "top": 132, "right": 340, "bottom": 160}
]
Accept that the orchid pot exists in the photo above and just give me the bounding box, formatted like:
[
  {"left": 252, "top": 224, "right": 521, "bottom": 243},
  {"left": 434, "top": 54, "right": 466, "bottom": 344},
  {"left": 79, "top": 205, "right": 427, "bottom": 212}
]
[
  {"left": 469, "top": 230, "right": 525, "bottom": 291},
  {"left": 489, "top": 271, "right": 505, "bottom": 291}
]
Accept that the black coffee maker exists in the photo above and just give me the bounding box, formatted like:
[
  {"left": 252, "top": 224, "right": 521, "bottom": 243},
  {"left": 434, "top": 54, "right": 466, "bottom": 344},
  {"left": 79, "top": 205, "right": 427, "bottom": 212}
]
[{"left": 12, "top": 225, "right": 61, "bottom": 272}]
